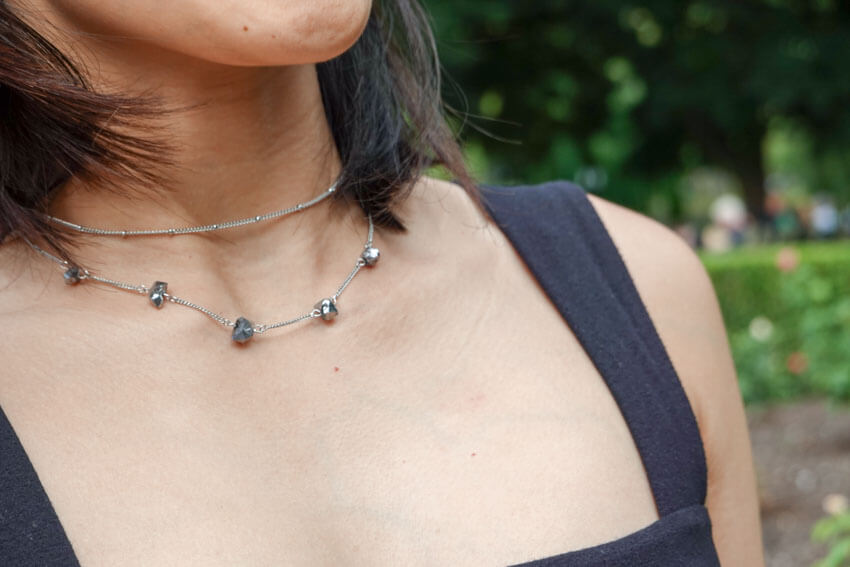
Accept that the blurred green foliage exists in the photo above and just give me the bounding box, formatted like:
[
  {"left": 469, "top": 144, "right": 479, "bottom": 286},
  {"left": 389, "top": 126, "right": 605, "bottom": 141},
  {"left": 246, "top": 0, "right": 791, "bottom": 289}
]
[
  {"left": 703, "top": 243, "right": 850, "bottom": 403},
  {"left": 424, "top": 0, "right": 850, "bottom": 220},
  {"left": 812, "top": 510, "right": 850, "bottom": 567}
]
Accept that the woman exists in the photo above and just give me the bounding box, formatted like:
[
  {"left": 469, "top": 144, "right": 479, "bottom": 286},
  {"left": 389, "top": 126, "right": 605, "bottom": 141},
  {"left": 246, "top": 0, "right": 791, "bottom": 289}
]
[{"left": 0, "top": 0, "right": 763, "bottom": 565}]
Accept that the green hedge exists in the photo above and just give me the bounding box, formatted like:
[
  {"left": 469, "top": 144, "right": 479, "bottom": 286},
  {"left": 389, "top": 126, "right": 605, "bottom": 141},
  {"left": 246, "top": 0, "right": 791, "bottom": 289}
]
[
  {"left": 812, "top": 509, "right": 850, "bottom": 567},
  {"left": 701, "top": 242, "right": 850, "bottom": 404}
]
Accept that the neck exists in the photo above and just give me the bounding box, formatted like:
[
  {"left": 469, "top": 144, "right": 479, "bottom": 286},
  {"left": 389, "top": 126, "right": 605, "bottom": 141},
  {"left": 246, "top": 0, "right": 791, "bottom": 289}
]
[
  {"left": 33, "top": 19, "right": 373, "bottom": 281},
  {"left": 49, "top": 60, "right": 344, "bottom": 233},
  {"left": 5, "top": 1, "right": 397, "bottom": 340}
]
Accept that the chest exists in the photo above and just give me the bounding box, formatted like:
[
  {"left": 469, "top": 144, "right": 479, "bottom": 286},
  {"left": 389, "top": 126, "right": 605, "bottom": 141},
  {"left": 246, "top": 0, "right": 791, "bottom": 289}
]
[{"left": 0, "top": 277, "right": 660, "bottom": 566}]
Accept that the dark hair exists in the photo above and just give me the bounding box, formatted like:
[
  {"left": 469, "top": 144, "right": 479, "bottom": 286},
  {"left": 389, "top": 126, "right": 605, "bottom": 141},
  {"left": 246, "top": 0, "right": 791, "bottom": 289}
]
[{"left": 0, "top": 1, "right": 478, "bottom": 261}]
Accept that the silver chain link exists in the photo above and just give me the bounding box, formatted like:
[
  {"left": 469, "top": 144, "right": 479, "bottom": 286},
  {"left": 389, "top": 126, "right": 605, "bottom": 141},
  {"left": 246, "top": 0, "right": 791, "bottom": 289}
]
[
  {"left": 45, "top": 181, "right": 337, "bottom": 237},
  {"left": 23, "top": 213, "right": 376, "bottom": 336}
]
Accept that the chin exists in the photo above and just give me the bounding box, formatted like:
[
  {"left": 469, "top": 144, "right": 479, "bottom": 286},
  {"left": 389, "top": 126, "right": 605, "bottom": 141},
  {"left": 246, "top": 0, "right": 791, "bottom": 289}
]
[
  {"left": 185, "top": 0, "right": 373, "bottom": 67},
  {"left": 33, "top": 0, "right": 373, "bottom": 67}
]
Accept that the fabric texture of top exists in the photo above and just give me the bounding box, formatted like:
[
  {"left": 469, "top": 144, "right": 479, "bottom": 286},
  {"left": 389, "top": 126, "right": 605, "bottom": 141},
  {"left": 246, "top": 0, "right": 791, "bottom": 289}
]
[{"left": 0, "top": 180, "right": 720, "bottom": 566}]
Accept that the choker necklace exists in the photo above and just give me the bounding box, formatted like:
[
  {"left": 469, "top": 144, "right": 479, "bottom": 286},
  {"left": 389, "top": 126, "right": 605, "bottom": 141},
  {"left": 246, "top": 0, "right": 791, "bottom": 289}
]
[
  {"left": 44, "top": 181, "right": 337, "bottom": 237},
  {"left": 25, "top": 181, "right": 381, "bottom": 345}
]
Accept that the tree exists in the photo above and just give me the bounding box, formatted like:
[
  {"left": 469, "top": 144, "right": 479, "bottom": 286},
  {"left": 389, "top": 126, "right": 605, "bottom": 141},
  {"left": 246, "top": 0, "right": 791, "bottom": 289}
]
[{"left": 424, "top": 0, "right": 850, "bottom": 220}]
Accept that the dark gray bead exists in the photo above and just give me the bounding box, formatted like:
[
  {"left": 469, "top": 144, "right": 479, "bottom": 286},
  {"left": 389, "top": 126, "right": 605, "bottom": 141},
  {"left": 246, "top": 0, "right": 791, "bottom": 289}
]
[
  {"left": 232, "top": 317, "right": 255, "bottom": 343},
  {"left": 361, "top": 247, "right": 380, "bottom": 266},
  {"left": 63, "top": 267, "right": 81, "bottom": 285},
  {"left": 313, "top": 298, "right": 338, "bottom": 321},
  {"left": 148, "top": 281, "right": 168, "bottom": 308}
]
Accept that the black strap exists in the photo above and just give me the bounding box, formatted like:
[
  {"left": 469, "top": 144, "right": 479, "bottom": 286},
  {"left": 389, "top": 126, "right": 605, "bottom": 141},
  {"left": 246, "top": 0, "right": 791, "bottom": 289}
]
[
  {"left": 508, "top": 505, "right": 718, "bottom": 566},
  {"left": 0, "top": 406, "right": 80, "bottom": 566},
  {"left": 480, "top": 181, "right": 708, "bottom": 516}
]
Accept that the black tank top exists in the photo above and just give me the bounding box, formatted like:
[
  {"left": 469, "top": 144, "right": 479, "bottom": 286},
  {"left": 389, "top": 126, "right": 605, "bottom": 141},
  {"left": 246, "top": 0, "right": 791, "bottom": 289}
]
[{"left": 0, "top": 181, "right": 720, "bottom": 565}]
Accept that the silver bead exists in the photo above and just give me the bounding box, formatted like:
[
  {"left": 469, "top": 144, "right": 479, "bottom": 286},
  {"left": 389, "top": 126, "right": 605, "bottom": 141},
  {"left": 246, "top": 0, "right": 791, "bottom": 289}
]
[
  {"left": 148, "top": 281, "right": 168, "bottom": 308},
  {"left": 361, "top": 247, "right": 380, "bottom": 266},
  {"left": 313, "top": 298, "right": 338, "bottom": 321},
  {"left": 63, "top": 267, "right": 81, "bottom": 285},
  {"left": 232, "top": 317, "right": 255, "bottom": 343}
]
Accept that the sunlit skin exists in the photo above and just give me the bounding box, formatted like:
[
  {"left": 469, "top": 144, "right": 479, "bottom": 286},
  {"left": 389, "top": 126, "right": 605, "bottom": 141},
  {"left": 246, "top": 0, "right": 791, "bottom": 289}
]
[{"left": 0, "top": 1, "right": 763, "bottom": 565}]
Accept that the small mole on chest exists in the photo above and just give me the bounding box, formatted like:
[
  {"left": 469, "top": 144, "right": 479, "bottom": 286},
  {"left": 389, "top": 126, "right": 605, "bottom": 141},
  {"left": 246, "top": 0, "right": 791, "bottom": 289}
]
[{"left": 467, "top": 393, "right": 487, "bottom": 408}]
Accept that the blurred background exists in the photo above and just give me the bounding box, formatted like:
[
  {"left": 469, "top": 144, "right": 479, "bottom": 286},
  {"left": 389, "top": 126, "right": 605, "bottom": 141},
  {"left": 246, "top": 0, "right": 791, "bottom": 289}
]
[{"left": 421, "top": 1, "right": 850, "bottom": 565}]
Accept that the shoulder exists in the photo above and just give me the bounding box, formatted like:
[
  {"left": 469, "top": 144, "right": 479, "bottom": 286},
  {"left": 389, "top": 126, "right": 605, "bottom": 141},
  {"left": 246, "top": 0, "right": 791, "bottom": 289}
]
[
  {"left": 583, "top": 193, "right": 727, "bottom": 429},
  {"left": 412, "top": 176, "right": 738, "bottom": 440},
  {"left": 413, "top": 178, "right": 736, "bottom": 424},
  {"left": 584, "top": 192, "right": 764, "bottom": 565}
]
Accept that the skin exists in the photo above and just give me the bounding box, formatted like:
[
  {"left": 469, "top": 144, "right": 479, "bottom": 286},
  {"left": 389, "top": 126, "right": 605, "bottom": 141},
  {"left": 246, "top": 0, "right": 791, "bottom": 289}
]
[{"left": 0, "top": 1, "right": 763, "bottom": 565}]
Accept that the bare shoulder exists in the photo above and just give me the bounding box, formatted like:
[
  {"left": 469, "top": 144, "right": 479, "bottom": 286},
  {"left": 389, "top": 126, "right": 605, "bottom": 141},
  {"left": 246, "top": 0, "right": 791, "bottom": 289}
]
[
  {"left": 584, "top": 194, "right": 724, "bottom": 422},
  {"left": 585, "top": 193, "right": 732, "bottom": 439},
  {"left": 585, "top": 194, "right": 764, "bottom": 566}
]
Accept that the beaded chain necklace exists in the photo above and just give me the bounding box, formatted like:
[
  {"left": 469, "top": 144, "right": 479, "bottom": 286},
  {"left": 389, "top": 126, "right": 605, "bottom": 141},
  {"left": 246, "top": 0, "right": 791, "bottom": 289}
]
[{"left": 24, "top": 180, "right": 380, "bottom": 344}]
